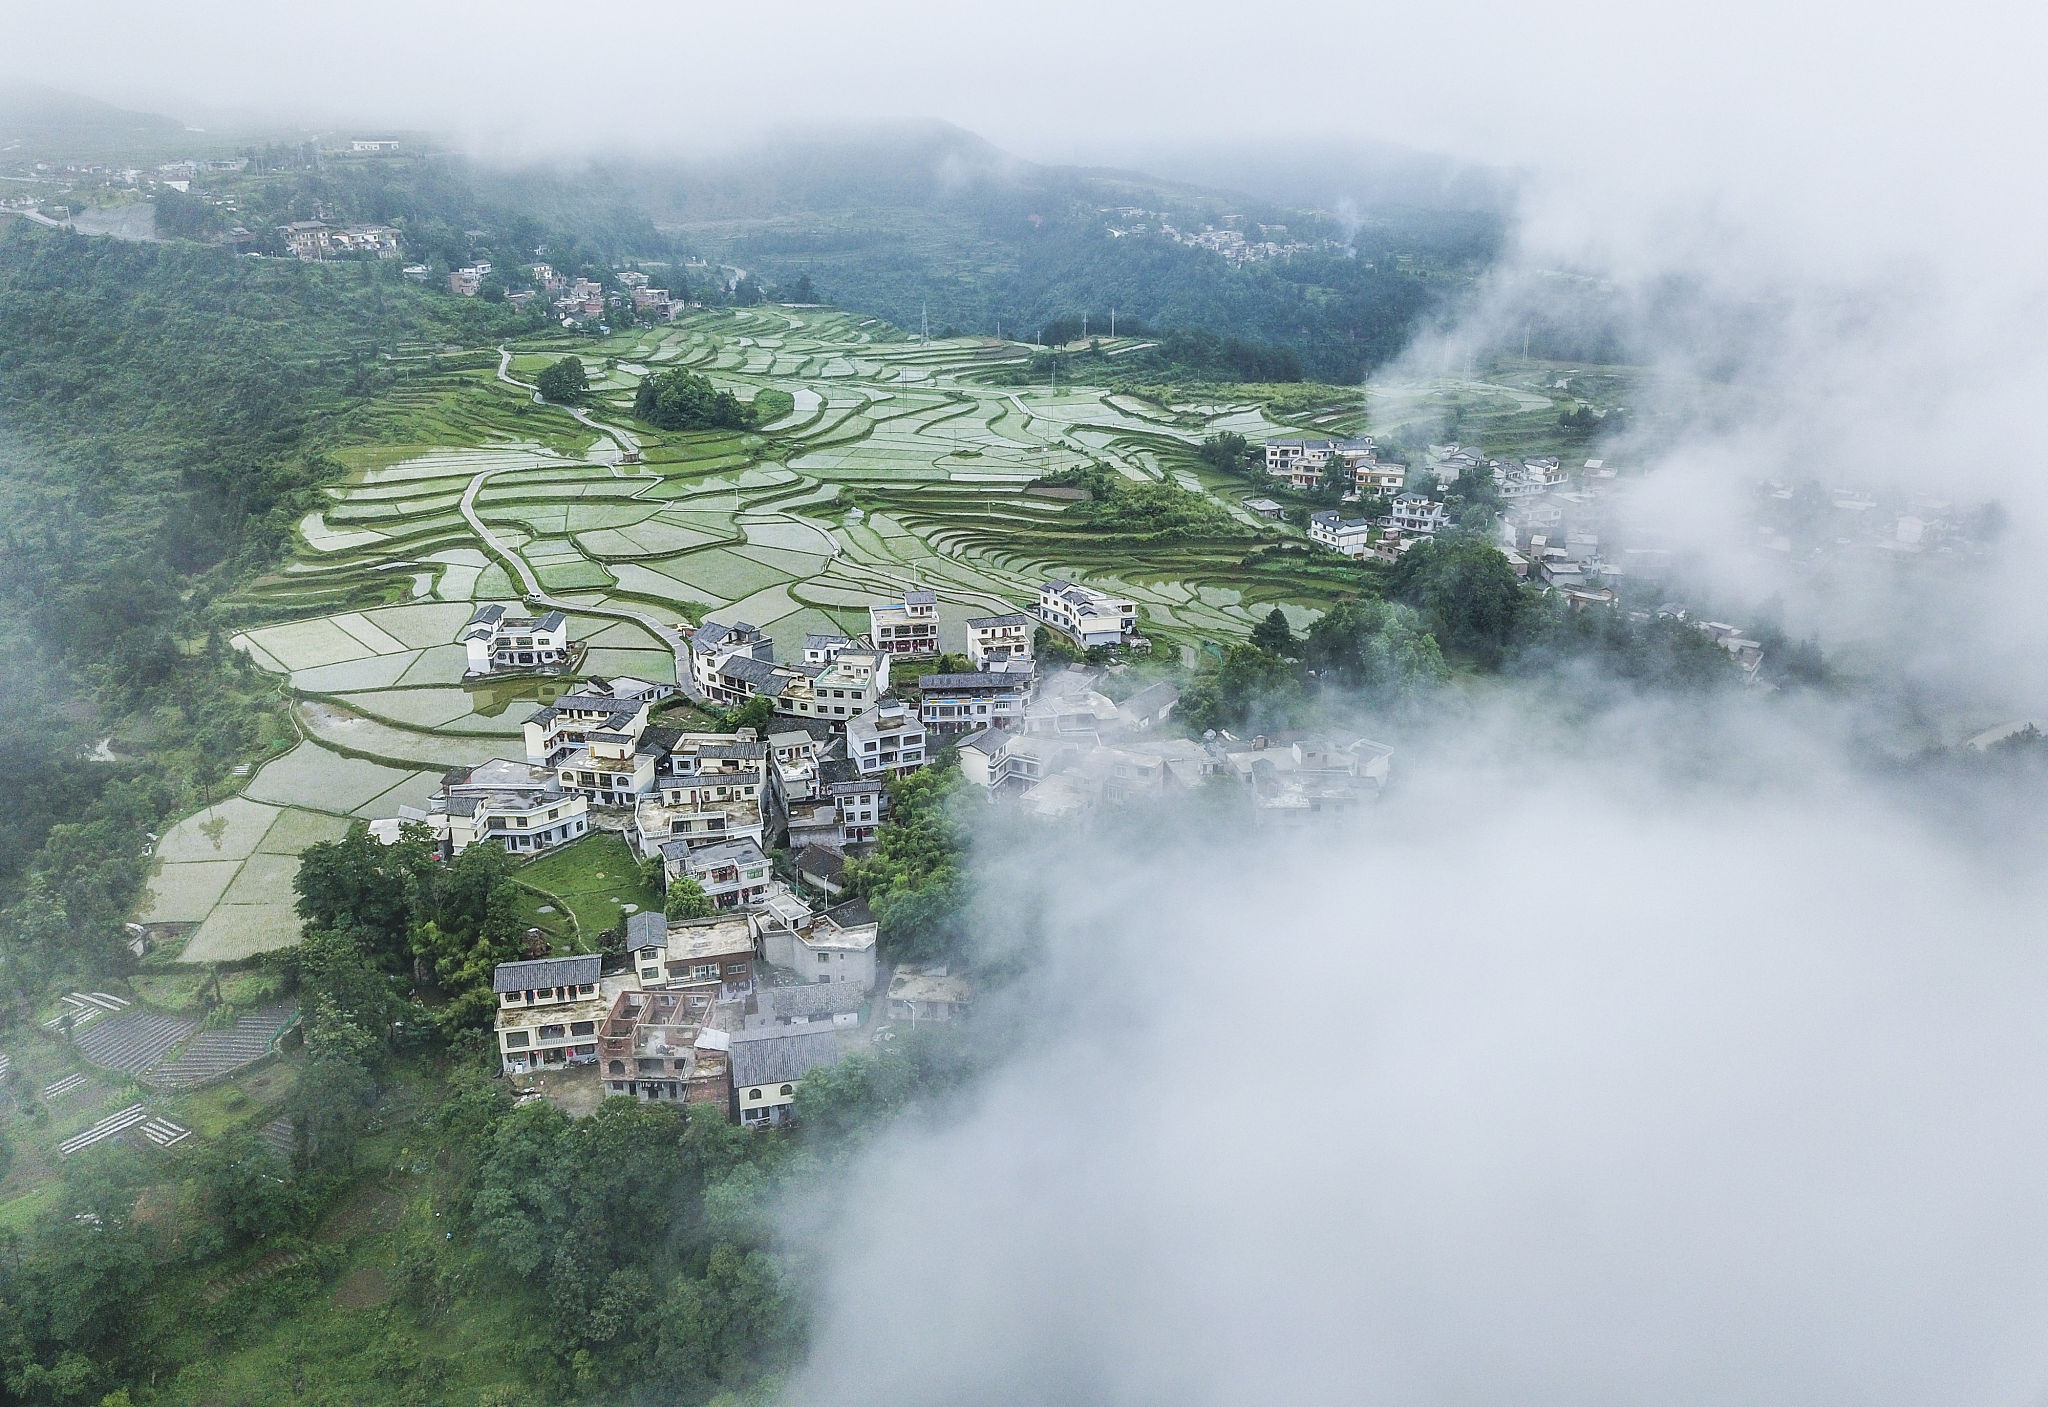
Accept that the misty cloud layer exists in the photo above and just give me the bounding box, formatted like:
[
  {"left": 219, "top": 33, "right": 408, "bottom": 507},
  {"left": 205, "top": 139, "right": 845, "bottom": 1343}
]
[
  {"left": 787, "top": 714, "right": 2048, "bottom": 1407},
  {"left": 10, "top": 3, "right": 2047, "bottom": 1400}
]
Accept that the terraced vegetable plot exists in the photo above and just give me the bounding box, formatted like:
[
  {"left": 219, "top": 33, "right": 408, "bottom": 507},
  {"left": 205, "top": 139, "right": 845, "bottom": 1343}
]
[{"left": 175, "top": 306, "right": 1373, "bottom": 957}]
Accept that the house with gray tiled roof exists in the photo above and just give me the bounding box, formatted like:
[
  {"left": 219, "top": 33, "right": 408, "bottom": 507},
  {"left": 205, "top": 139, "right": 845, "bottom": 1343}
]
[
  {"left": 964, "top": 611, "right": 1032, "bottom": 667},
  {"left": 730, "top": 1027, "right": 849, "bottom": 1126},
  {"left": 459, "top": 603, "right": 576, "bottom": 678}
]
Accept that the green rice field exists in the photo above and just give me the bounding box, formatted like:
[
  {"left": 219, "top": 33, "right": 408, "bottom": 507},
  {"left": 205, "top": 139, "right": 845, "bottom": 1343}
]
[{"left": 167, "top": 306, "right": 1396, "bottom": 958}]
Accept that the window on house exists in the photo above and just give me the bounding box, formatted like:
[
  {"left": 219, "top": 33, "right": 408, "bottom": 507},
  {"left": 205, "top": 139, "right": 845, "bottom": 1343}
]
[
  {"left": 748, "top": 1088, "right": 762, "bottom": 1100},
  {"left": 504, "top": 1031, "right": 529, "bottom": 1047}
]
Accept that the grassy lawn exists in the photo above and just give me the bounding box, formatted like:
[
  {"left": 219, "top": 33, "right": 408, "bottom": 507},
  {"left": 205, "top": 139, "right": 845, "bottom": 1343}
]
[{"left": 515, "top": 832, "right": 660, "bottom": 945}]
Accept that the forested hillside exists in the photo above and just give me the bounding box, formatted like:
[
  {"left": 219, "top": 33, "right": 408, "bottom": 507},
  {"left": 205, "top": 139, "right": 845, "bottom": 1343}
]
[{"left": 0, "top": 227, "right": 532, "bottom": 991}]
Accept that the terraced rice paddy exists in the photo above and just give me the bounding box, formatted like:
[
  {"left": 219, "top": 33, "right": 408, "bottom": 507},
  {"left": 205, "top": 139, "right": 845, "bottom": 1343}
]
[{"left": 158, "top": 306, "right": 1367, "bottom": 957}]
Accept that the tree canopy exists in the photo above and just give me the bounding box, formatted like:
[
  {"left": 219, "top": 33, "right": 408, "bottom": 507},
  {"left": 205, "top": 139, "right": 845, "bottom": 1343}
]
[
  {"left": 534, "top": 355, "right": 589, "bottom": 403},
  {"left": 632, "top": 368, "right": 759, "bottom": 431}
]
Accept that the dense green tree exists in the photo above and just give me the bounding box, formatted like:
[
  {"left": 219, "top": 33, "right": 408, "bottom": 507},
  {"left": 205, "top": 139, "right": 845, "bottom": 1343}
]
[
  {"left": 666, "top": 878, "right": 714, "bottom": 921},
  {"left": 725, "top": 695, "right": 776, "bottom": 735},
  {"left": 1195, "top": 431, "right": 1252, "bottom": 477},
  {"left": 1300, "top": 598, "right": 1447, "bottom": 700},
  {"left": 412, "top": 841, "right": 525, "bottom": 1030},
  {"left": 844, "top": 760, "right": 968, "bottom": 963},
  {"left": 632, "top": 368, "right": 759, "bottom": 431},
  {"left": 293, "top": 824, "right": 423, "bottom": 965},
  {"left": 1388, "top": 536, "right": 1525, "bottom": 665},
  {"left": 654, "top": 1245, "right": 795, "bottom": 1397},
  {"left": 1250, "top": 607, "right": 1295, "bottom": 656},
  {"left": 1178, "top": 641, "right": 1302, "bottom": 733},
  {"left": 534, "top": 355, "right": 589, "bottom": 403}
]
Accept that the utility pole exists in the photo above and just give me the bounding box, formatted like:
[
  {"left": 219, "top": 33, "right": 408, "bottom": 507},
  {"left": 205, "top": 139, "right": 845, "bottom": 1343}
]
[
  {"left": 1110, "top": 306, "right": 1116, "bottom": 337},
  {"left": 921, "top": 301, "right": 930, "bottom": 346}
]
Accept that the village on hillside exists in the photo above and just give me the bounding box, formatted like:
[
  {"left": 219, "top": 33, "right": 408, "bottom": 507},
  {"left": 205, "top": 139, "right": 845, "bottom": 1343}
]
[{"left": 385, "top": 569, "right": 1395, "bottom": 1123}]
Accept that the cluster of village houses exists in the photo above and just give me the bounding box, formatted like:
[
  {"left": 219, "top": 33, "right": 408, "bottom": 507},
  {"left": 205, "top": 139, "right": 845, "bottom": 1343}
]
[
  {"left": 435, "top": 261, "right": 685, "bottom": 325},
  {"left": 422, "top": 427, "right": 1806, "bottom": 1123},
  {"left": 1268, "top": 436, "right": 1777, "bottom": 678},
  {"left": 404, "top": 573, "right": 1393, "bottom": 1124}
]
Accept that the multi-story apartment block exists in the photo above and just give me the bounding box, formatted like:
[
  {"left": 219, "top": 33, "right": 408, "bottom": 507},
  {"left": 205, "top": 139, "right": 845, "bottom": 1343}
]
[
  {"left": 867, "top": 588, "right": 940, "bottom": 656},
  {"left": 691, "top": 622, "right": 889, "bottom": 726},
  {"left": 775, "top": 648, "right": 888, "bottom": 725},
  {"left": 1035, "top": 580, "right": 1138, "bottom": 649},
  {"left": 1353, "top": 458, "right": 1408, "bottom": 499},
  {"left": 521, "top": 692, "right": 657, "bottom": 806},
  {"left": 633, "top": 734, "right": 768, "bottom": 854},
  {"left": 964, "top": 612, "right": 1032, "bottom": 667},
  {"left": 1387, "top": 493, "right": 1450, "bottom": 537},
  {"left": 458, "top": 604, "right": 573, "bottom": 677},
  {"left": 1262, "top": 437, "right": 1378, "bottom": 492}
]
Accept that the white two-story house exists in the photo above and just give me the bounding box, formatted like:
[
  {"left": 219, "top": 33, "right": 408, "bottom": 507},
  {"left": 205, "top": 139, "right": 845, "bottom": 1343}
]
[
  {"left": 845, "top": 697, "right": 927, "bottom": 778},
  {"left": 1308, "top": 510, "right": 1375, "bottom": 558},
  {"left": 964, "top": 612, "right": 1032, "bottom": 667}
]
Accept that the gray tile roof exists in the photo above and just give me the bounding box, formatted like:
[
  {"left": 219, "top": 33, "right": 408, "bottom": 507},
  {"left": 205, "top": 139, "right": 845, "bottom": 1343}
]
[
  {"left": 793, "top": 844, "right": 845, "bottom": 879},
  {"left": 729, "top": 1028, "right": 845, "bottom": 1086},
  {"left": 965, "top": 612, "right": 1029, "bottom": 629},
  {"left": 718, "top": 656, "right": 784, "bottom": 687},
  {"left": 918, "top": 673, "right": 1023, "bottom": 692},
  {"left": 757, "top": 984, "right": 862, "bottom": 1022},
  {"left": 821, "top": 897, "right": 875, "bottom": 929},
  {"left": 626, "top": 911, "right": 667, "bottom": 950},
  {"left": 902, "top": 588, "right": 938, "bottom": 606},
  {"left": 492, "top": 954, "right": 601, "bottom": 994}
]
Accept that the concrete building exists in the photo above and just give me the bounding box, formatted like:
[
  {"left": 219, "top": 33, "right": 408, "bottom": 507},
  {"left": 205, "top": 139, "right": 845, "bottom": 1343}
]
[
  {"left": 1035, "top": 579, "right": 1137, "bottom": 649},
  {"left": 918, "top": 670, "right": 1031, "bottom": 734},
  {"left": 1308, "top": 510, "right": 1375, "bottom": 558},
  {"left": 633, "top": 733, "right": 767, "bottom": 854},
  {"left": 419, "top": 759, "right": 588, "bottom": 857},
  {"left": 846, "top": 697, "right": 927, "bottom": 777},
  {"left": 624, "top": 910, "right": 758, "bottom": 996},
  {"left": 459, "top": 604, "right": 573, "bottom": 677},
  {"left": 493, "top": 955, "right": 605, "bottom": 1073},
  {"left": 597, "top": 986, "right": 729, "bottom": 1105},
  {"left": 885, "top": 966, "right": 975, "bottom": 1023},
  {"left": 964, "top": 612, "right": 1032, "bottom": 667},
  {"left": 664, "top": 837, "right": 772, "bottom": 911},
  {"left": 867, "top": 588, "right": 940, "bottom": 656},
  {"left": 758, "top": 894, "right": 879, "bottom": 991}
]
